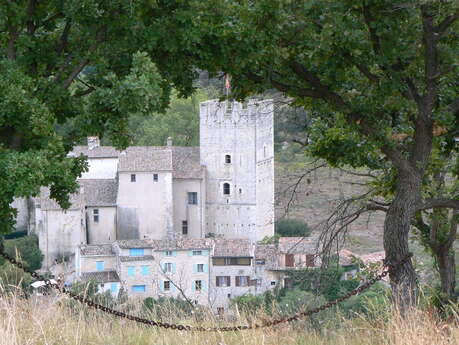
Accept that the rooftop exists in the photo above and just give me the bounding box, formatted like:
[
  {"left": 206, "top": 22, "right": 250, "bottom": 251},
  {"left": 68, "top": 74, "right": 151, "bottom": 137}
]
[
  {"left": 118, "top": 147, "right": 173, "bottom": 172},
  {"left": 80, "top": 179, "right": 118, "bottom": 207},
  {"left": 80, "top": 271, "right": 120, "bottom": 283},
  {"left": 71, "top": 146, "right": 121, "bottom": 158},
  {"left": 80, "top": 244, "right": 114, "bottom": 256},
  {"left": 213, "top": 239, "right": 253, "bottom": 257}
]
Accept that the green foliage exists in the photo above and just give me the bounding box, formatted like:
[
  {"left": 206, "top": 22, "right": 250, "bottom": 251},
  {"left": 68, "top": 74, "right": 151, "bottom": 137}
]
[
  {"left": 275, "top": 219, "right": 311, "bottom": 237},
  {"left": 1, "top": 235, "right": 43, "bottom": 271},
  {"left": 126, "top": 88, "right": 211, "bottom": 147},
  {"left": 277, "top": 289, "right": 327, "bottom": 316},
  {"left": 0, "top": 0, "right": 204, "bottom": 234}
]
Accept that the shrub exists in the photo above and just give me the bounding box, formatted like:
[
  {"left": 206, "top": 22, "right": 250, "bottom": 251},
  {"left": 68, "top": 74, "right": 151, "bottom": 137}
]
[
  {"left": 275, "top": 219, "right": 311, "bottom": 237},
  {"left": 2, "top": 234, "right": 43, "bottom": 270}
]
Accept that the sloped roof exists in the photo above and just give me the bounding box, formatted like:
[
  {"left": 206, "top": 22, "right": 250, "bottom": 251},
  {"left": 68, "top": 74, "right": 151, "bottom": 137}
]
[
  {"left": 115, "top": 239, "right": 153, "bottom": 249},
  {"left": 70, "top": 146, "right": 121, "bottom": 158},
  {"left": 213, "top": 239, "right": 253, "bottom": 257},
  {"left": 118, "top": 147, "right": 172, "bottom": 172},
  {"left": 120, "top": 255, "right": 155, "bottom": 262},
  {"left": 80, "top": 179, "right": 118, "bottom": 206},
  {"left": 80, "top": 271, "right": 120, "bottom": 283},
  {"left": 338, "top": 249, "right": 358, "bottom": 266},
  {"left": 80, "top": 244, "right": 114, "bottom": 256},
  {"left": 359, "top": 251, "right": 385, "bottom": 265},
  {"left": 171, "top": 147, "right": 204, "bottom": 179},
  {"left": 278, "top": 237, "right": 316, "bottom": 254},
  {"left": 38, "top": 187, "right": 83, "bottom": 211},
  {"left": 150, "top": 238, "right": 213, "bottom": 251}
]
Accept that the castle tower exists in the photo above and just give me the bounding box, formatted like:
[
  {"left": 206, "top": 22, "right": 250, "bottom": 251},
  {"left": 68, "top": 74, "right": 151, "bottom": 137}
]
[{"left": 200, "top": 99, "right": 274, "bottom": 242}]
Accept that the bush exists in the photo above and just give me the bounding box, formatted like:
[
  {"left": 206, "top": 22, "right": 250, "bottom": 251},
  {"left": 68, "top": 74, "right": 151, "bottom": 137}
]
[
  {"left": 275, "top": 219, "right": 311, "bottom": 237},
  {"left": 2, "top": 234, "right": 43, "bottom": 270}
]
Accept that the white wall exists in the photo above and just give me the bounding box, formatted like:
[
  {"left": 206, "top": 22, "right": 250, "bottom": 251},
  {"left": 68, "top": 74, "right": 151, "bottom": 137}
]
[
  {"left": 79, "top": 158, "right": 119, "bottom": 179},
  {"left": 172, "top": 179, "right": 205, "bottom": 238},
  {"left": 86, "top": 206, "right": 116, "bottom": 244},
  {"left": 117, "top": 172, "right": 173, "bottom": 240}
]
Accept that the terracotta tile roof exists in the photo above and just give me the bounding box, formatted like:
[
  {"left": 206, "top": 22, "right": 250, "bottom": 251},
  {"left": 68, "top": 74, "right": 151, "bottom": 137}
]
[
  {"left": 118, "top": 147, "right": 172, "bottom": 172},
  {"left": 338, "top": 249, "right": 358, "bottom": 266},
  {"left": 120, "top": 255, "right": 155, "bottom": 262},
  {"left": 278, "top": 237, "right": 316, "bottom": 254},
  {"left": 80, "top": 179, "right": 118, "bottom": 206},
  {"left": 80, "top": 244, "right": 114, "bottom": 256},
  {"left": 80, "top": 271, "right": 120, "bottom": 283},
  {"left": 70, "top": 146, "right": 121, "bottom": 158},
  {"left": 115, "top": 239, "right": 153, "bottom": 249},
  {"left": 213, "top": 239, "right": 253, "bottom": 257},
  {"left": 150, "top": 238, "right": 213, "bottom": 251},
  {"left": 171, "top": 147, "right": 205, "bottom": 179},
  {"left": 359, "top": 251, "right": 385, "bottom": 264}
]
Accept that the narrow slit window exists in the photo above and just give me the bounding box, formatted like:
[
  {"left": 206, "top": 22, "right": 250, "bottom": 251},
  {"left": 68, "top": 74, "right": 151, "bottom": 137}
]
[
  {"left": 93, "top": 209, "right": 99, "bottom": 223},
  {"left": 223, "top": 183, "right": 230, "bottom": 195},
  {"left": 182, "top": 220, "right": 188, "bottom": 235},
  {"left": 131, "top": 174, "right": 136, "bottom": 182},
  {"left": 225, "top": 155, "right": 231, "bottom": 164},
  {"left": 153, "top": 174, "right": 158, "bottom": 182}
]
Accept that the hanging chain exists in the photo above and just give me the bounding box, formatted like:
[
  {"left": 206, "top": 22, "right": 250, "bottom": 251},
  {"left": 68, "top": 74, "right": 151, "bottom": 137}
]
[{"left": 0, "top": 243, "right": 411, "bottom": 332}]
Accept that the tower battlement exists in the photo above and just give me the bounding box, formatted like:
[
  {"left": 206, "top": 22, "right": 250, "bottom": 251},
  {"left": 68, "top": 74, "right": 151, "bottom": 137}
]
[{"left": 200, "top": 99, "right": 273, "bottom": 126}]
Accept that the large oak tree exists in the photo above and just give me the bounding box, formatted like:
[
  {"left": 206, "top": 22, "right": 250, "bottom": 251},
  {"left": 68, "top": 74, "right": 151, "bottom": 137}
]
[{"left": 163, "top": 0, "right": 459, "bottom": 308}]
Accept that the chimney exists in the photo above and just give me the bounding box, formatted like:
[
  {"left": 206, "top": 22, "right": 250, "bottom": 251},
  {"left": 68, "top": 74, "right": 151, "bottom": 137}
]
[
  {"left": 166, "top": 137, "right": 173, "bottom": 147},
  {"left": 87, "top": 136, "right": 100, "bottom": 150}
]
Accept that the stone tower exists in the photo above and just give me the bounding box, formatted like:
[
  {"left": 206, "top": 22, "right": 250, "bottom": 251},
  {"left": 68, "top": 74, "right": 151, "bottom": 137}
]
[{"left": 200, "top": 99, "right": 274, "bottom": 242}]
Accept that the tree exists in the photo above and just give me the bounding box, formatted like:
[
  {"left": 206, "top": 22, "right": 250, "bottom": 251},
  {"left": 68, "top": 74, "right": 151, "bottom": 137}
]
[
  {"left": 1, "top": 234, "right": 43, "bottom": 271},
  {"left": 0, "top": 1, "right": 200, "bottom": 234},
  {"left": 171, "top": 0, "right": 459, "bottom": 309}
]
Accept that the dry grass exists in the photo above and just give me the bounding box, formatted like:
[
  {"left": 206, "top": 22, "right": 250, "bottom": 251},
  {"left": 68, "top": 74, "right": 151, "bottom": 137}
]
[{"left": 0, "top": 293, "right": 458, "bottom": 345}]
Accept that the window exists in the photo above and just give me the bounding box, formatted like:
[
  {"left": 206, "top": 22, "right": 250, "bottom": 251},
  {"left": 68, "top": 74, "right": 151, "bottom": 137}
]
[
  {"left": 225, "top": 154, "right": 231, "bottom": 164},
  {"left": 110, "top": 283, "right": 118, "bottom": 293},
  {"left": 271, "top": 281, "right": 276, "bottom": 286},
  {"left": 153, "top": 173, "right": 158, "bottom": 182},
  {"left": 131, "top": 285, "right": 146, "bottom": 293},
  {"left": 165, "top": 250, "right": 174, "bottom": 256},
  {"left": 197, "top": 264, "right": 204, "bottom": 273},
  {"left": 164, "top": 263, "right": 173, "bottom": 273},
  {"left": 195, "top": 280, "right": 202, "bottom": 291},
  {"left": 235, "top": 276, "right": 250, "bottom": 287},
  {"left": 130, "top": 248, "right": 144, "bottom": 256},
  {"left": 223, "top": 183, "right": 230, "bottom": 195},
  {"left": 192, "top": 250, "right": 202, "bottom": 256},
  {"left": 306, "top": 254, "right": 315, "bottom": 267},
  {"left": 130, "top": 174, "right": 136, "bottom": 182},
  {"left": 188, "top": 192, "right": 198, "bottom": 205},
  {"left": 255, "top": 259, "right": 266, "bottom": 265},
  {"left": 182, "top": 221, "right": 188, "bottom": 235},
  {"left": 163, "top": 280, "right": 171, "bottom": 291},
  {"left": 141, "top": 265, "right": 149, "bottom": 276},
  {"left": 216, "top": 276, "right": 231, "bottom": 287},
  {"left": 127, "top": 266, "right": 135, "bottom": 276},
  {"left": 212, "top": 257, "right": 251, "bottom": 266},
  {"left": 285, "top": 254, "right": 295, "bottom": 267},
  {"left": 96, "top": 261, "right": 104, "bottom": 271},
  {"left": 93, "top": 209, "right": 99, "bottom": 223}
]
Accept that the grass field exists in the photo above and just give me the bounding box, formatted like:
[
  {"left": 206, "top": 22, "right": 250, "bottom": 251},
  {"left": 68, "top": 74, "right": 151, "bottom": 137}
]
[{"left": 0, "top": 292, "right": 458, "bottom": 345}]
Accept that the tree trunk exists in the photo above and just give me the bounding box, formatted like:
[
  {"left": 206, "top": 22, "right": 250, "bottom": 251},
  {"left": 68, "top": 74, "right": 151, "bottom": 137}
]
[
  {"left": 436, "top": 246, "right": 456, "bottom": 303},
  {"left": 383, "top": 173, "right": 419, "bottom": 310}
]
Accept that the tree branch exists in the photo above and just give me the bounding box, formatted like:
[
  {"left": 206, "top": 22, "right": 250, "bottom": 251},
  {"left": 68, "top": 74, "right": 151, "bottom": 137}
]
[
  {"left": 417, "top": 199, "right": 459, "bottom": 211},
  {"left": 436, "top": 10, "right": 459, "bottom": 37}
]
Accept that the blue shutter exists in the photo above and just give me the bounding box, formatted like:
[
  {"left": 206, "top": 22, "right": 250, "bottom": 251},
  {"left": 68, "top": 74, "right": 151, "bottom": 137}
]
[
  {"left": 204, "top": 264, "right": 209, "bottom": 273},
  {"left": 130, "top": 248, "right": 144, "bottom": 256},
  {"left": 193, "top": 264, "right": 197, "bottom": 273},
  {"left": 110, "top": 283, "right": 118, "bottom": 293},
  {"left": 96, "top": 261, "right": 104, "bottom": 271},
  {"left": 188, "top": 251, "right": 193, "bottom": 257},
  {"left": 172, "top": 263, "right": 177, "bottom": 273},
  {"left": 127, "top": 266, "right": 135, "bottom": 276},
  {"left": 202, "top": 280, "right": 207, "bottom": 291},
  {"left": 191, "top": 281, "right": 195, "bottom": 292},
  {"left": 132, "top": 285, "right": 146, "bottom": 292},
  {"left": 172, "top": 251, "right": 177, "bottom": 257},
  {"left": 141, "top": 266, "right": 149, "bottom": 276},
  {"left": 159, "top": 281, "right": 164, "bottom": 291},
  {"left": 202, "top": 250, "right": 209, "bottom": 256}
]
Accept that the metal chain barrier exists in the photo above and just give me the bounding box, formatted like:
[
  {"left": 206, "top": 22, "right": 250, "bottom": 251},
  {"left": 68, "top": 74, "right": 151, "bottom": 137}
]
[{"left": 0, "top": 243, "right": 412, "bottom": 332}]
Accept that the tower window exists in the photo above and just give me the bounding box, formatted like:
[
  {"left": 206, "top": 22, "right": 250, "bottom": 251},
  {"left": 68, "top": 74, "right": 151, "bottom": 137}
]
[
  {"left": 225, "top": 155, "right": 231, "bottom": 164},
  {"left": 188, "top": 192, "right": 198, "bottom": 205},
  {"left": 131, "top": 174, "right": 136, "bottom": 182},
  {"left": 93, "top": 209, "right": 99, "bottom": 223},
  {"left": 223, "top": 183, "right": 230, "bottom": 195},
  {"left": 182, "top": 220, "right": 188, "bottom": 235},
  {"left": 153, "top": 174, "right": 158, "bottom": 182}
]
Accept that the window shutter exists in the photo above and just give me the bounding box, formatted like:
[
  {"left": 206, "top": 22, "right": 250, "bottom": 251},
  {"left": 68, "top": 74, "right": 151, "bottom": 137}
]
[
  {"left": 202, "top": 280, "right": 207, "bottom": 291},
  {"left": 193, "top": 264, "right": 197, "bottom": 273},
  {"left": 191, "top": 281, "right": 196, "bottom": 292},
  {"left": 226, "top": 276, "right": 231, "bottom": 287},
  {"left": 172, "top": 263, "right": 177, "bottom": 273},
  {"left": 202, "top": 250, "right": 209, "bottom": 256},
  {"left": 236, "top": 276, "right": 240, "bottom": 287},
  {"left": 204, "top": 264, "right": 208, "bottom": 273},
  {"left": 188, "top": 251, "right": 193, "bottom": 257},
  {"left": 172, "top": 251, "right": 177, "bottom": 257}
]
